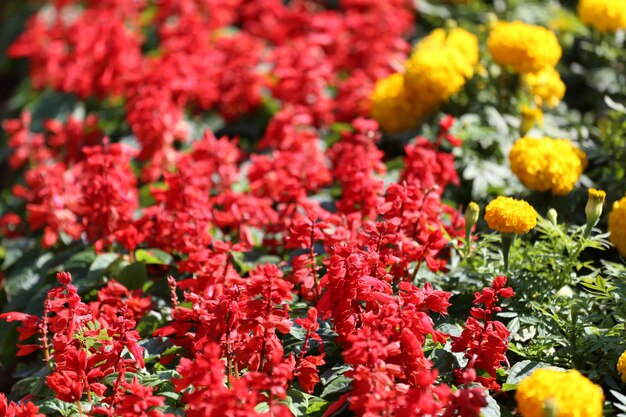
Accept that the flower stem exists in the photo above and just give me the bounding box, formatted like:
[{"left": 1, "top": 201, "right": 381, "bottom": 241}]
[{"left": 501, "top": 233, "right": 514, "bottom": 273}]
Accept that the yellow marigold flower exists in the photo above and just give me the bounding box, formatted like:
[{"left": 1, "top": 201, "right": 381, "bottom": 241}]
[
  {"left": 417, "top": 27, "right": 480, "bottom": 67},
  {"left": 487, "top": 21, "right": 562, "bottom": 74},
  {"left": 618, "top": 350, "right": 626, "bottom": 382},
  {"left": 608, "top": 195, "right": 626, "bottom": 256},
  {"left": 524, "top": 67, "right": 566, "bottom": 108},
  {"left": 369, "top": 72, "right": 428, "bottom": 133},
  {"left": 484, "top": 196, "right": 537, "bottom": 234},
  {"left": 578, "top": 0, "right": 626, "bottom": 32},
  {"left": 515, "top": 369, "right": 603, "bottom": 417},
  {"left": 509, "top": 137, "right": 587, "bottom": 196},
  {"left": 403, "top": 28, "right": 477, "bottom": 105}
]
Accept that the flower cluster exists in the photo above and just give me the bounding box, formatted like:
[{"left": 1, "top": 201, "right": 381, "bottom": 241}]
[
  {"left": 578, "top": 0, "right": 626, "bottom": 32},
  {"left": 509, "top": 136, "right": 587, "bottom": 195},
  {"left": 0, "top": 394, "right": 43, "bottom": 417},
  {"left": 484, "top": 196, "right": 538, "bottom": 234},
  {"left": 515, "top": 369, "right": 604, "bottom": 417},
  {"left": 451, "top": 276, "right": 514, "bottom": 390},
  {"left": 0, "top": 272, "right": 150, "bottom": 414}
]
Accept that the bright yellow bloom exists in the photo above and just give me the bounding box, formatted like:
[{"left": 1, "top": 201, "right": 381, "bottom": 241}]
[
  {"left": 524, "top": 67, "right": 566, "bottom": 108},
  {"left": 515, "top": 369, "right": 603, "bottom": 417},
  {"left": 369, "top": 73, "right": 428, "bottom": 133},
  {"left": 370, "top": 27, "right": 479, "bottom": 133},
  {"left": 404, "top": 47, "right": 473, "bottom": 104},
  {"left": 487, "top": 21, "right": 562, "bottom": 74},
  {"left": 404, "top": 28, "right": 477, "bottom": 104},
  {"left": 608, "top": 195, "right": 626, "bottom": 256},
  {"left": 416, "top": 27, "right": 480, "bottom": 67},
  {"left": 484, "top": 196, "right": 537, "bottom": 234},
  {"left": 618, "top": 350, "right": 626, "bottom": 382},
  {"left": 509, "top": 137, "right": 587, "bottom": 196},
  {"left": 578, "top": 0, "right": 626, "bottom": 32}
]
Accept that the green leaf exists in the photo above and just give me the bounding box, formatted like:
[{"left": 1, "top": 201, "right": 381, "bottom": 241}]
[
  {"left": 306, "top": 398, "right": 330, "bottom": 415},
  {"left": 116, "top": 261, "right": 148, "bottom": 290},
  {"left": 1, "top": 237, "right": 36, "bottom": 270},
  {"left": 481, "top": 393, "right": 500, "bottom": 417},
  {"left": 38, "top": 398, "right": 74, "bottom": 416},
  {"left": 505, "top": 360, "right": 564, "bottom": 388},
  {"left": 87, "top": 253, "right": 120, "bottom": 282},
  {"left": 287, "top": 389, "right": 309, "bottom": 417},
  {"left": 500, "top": 383, "right": 517, "bottom": 392},
  {"left": 28, "top": 89, "right": 77, "bottom": 130},
  {"left": 320, "top": 374, "right": 351, "bottom": 399},
  {"left": 135, "top": 248, "right": 173, "bottom": 265}
]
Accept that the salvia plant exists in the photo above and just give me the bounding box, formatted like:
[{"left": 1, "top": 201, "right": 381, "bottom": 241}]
[{"left": 0, "top": 0, "right": 626, "bottom": 417}]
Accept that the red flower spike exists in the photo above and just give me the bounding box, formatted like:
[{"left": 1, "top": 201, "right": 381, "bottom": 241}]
[{"left": 451, "top": 276, "right": 514, "bottom": 390}]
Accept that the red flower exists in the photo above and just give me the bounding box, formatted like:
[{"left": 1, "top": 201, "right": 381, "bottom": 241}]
[
  {"left": 451, "top": 277, "right": 514, "bottom": 390},
  {"left": 0, "top": 394, "right": 44, "bottom": 417}
]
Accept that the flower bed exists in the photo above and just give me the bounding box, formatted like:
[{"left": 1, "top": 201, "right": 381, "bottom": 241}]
[{"left": 0, "top": 0, "right": 625, "bottom": 416}]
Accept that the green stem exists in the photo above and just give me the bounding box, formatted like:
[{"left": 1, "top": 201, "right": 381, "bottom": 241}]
[{"left": 501, "top": 233, "right": 515, "bottom": 274}]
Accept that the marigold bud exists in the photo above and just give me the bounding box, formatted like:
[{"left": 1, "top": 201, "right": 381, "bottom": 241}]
[
  {"left": 585, "top": 188, "right": 606, "bottom": 227},
  {"left": 547, "top": 208, "right": 558, "bottom": 226},
  {"left": 465, "top": 202, "right": 480, "bottom": 230}
]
